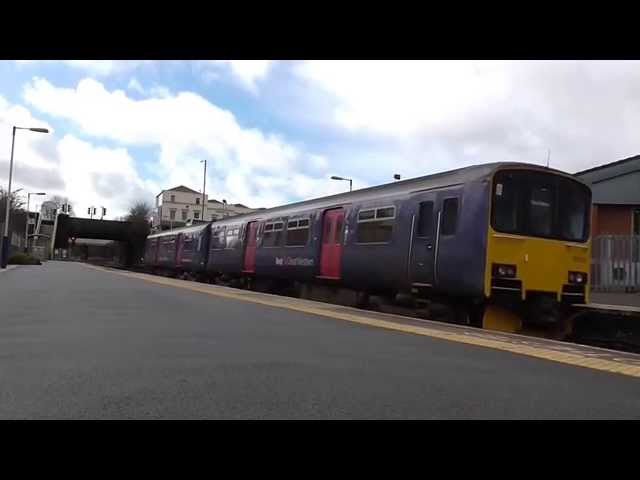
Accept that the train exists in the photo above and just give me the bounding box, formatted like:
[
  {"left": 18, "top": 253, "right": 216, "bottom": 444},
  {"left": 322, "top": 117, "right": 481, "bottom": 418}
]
[{"left": 142, "top": 162, "right": 592, "bottom": 332}]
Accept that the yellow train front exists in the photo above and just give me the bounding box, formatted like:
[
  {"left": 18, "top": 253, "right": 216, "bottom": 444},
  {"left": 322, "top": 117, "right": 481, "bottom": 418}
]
[{"left": 482, "top": 166, "right": 592, "bottom": 333}]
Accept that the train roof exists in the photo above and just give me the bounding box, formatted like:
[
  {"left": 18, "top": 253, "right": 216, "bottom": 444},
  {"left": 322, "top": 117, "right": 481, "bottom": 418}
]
[
  {"left": 147, "top": 222, "right": 211, "bottom": 239},
  {"left": 205, "top": 161, "right": 580, "bottom": 225}
]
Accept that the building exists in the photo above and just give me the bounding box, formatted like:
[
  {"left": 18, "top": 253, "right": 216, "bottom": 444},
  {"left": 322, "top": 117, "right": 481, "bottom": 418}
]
[
  {"left": 152, "top": 185, "right": 258, "bottom": 231},
  {"left": 574, "top": 155, "right": 640, "bottom": 236}
]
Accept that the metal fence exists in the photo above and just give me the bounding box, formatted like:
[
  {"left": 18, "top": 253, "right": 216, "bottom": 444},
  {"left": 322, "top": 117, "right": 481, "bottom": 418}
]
[{"left": 591, "top": 235, "right": 640, "bottom": 292}]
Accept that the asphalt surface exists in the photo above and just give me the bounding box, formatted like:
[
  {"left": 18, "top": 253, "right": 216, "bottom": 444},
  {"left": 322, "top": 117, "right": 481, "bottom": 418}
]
[{"left": 1, "top": 261, "right": 639, "bottom": 419}]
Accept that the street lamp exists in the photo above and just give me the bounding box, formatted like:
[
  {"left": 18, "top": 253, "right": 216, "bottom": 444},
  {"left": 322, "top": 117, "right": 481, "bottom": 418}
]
[
  {"left": 330, "top": 175, "right": 353, "bottom": 192},
  {"left": 2, "top": 126, "right": 49, "bottom": 268},
  {"left": 24, "top": 192, "right": 46, "bottom": 253}
]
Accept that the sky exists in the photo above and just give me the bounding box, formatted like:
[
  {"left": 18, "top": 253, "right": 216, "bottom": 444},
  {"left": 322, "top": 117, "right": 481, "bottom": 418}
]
[{"left": 1, "top": 60, "right": 639, "bottom": 219}]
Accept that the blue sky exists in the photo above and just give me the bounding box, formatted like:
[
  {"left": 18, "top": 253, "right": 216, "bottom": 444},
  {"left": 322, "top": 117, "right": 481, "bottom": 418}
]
[{"left": 1, "top": 60, "right": 640, "bottom": 219}]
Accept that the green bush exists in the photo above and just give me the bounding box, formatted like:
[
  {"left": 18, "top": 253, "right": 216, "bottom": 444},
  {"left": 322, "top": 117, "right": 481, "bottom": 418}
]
[{"left": 8, "top": 253, "right": 42, "bottom": 265}]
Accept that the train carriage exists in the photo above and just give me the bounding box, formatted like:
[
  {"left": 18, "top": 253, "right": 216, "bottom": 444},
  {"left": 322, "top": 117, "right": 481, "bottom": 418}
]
[
  {"left": 144, "top": 223, "right": 211, "bottom": 275},
  {"left": 144, "top": 161, "right": 592, "bottom": 330}
]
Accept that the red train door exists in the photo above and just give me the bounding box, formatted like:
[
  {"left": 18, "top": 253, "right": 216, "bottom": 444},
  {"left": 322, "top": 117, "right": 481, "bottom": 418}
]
[
  {"left": 319, "top": 208, "right": 345, "bottom": 279},
  {"left": 243, "top": 221, "right": 259, "bottom": 273}
]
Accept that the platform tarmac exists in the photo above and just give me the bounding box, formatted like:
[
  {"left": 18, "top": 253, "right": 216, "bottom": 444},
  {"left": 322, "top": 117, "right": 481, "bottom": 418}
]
[{"left": 1, "top": 261, "right": 639, "bottom": 419}]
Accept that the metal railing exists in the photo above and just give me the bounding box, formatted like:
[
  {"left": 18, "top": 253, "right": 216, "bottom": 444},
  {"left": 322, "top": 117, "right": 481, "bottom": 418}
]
[{"left": 591, "top": 235, "right": 640, "bottom": 292}]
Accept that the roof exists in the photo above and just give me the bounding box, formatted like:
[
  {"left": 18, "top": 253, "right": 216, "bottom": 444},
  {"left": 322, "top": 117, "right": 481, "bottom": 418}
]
[
  {"left": 203, "top": 161, "right": 581, "bottom": 226},
  {"left": 207, "top": 199, "right": 251, "bottom": 209},
  {"left": 574, "top": 154, "right": 640, "bottom": 186},
  {"left": 158, "top": 185, "right": 201, "bottom": 196},
  {"left": 574, "top": 154, "right": 640, "bottom": 205},
  {"left": 147, "top": 222, "right": 211, "bottom": 239}
]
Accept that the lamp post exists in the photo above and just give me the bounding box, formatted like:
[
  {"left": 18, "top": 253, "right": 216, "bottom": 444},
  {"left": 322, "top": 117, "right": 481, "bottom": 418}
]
[
  {"left": 24, "top": 192, "right": 46, "bottom": 253},
  {"left": 330, "top": 175, "right": 353, "bottom": 192},
  {"left": 200, "top": 159, "right": 207, "bottom": 220},
  {"left": 2, "top": 126, "right": 49, "bottom": 268}
]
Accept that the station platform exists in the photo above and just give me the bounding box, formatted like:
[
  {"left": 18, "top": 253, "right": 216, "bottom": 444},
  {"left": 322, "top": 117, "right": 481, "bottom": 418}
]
[
  {"left": 86, "top": 264, "right": 640, "bottom": 379},
  {"left": 2, "top": 261, "right": 639, "bottom": 419}
]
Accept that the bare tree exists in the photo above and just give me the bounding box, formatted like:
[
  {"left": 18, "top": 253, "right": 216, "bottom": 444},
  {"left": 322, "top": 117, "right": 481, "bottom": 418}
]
[
  {"left": 0, "top": 188, "right": 25, "bottom": 213},
  {"left": 125, "top": 201, "right": 152, "bottom": 224},
  {"left": 49, "top": 195, "right": 74, "bottom": 216}
]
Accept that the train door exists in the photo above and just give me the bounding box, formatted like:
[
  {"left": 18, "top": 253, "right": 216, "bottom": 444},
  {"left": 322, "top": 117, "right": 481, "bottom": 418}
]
[
  {"left": 408, "top": 193, "right": 438, "bottom": 286},
  {"left": 175, "top": 233, "right": 183, "bottom": 268},
  {"left": 319, "top": 208, "right": 345, "bottom": 279},
  {"left": 243, "top": 221, "right": 259, "bottom": 273},
  {"left": 154, "top": 238, "right": 160, "bottom": 266}
]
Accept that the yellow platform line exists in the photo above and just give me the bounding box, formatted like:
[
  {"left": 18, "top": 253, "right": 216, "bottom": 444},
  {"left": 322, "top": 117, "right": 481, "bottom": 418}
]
[{"left": 82, "top": 264, "right": 640, "bottom": 379}]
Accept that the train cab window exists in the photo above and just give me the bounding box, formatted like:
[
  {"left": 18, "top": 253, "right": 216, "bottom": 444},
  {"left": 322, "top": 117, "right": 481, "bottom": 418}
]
[
  {"left": 286, "top": 218, "right": 310, "bottom": 246},
  {"left": 416, "top": 201, "right": 434, "bottom": 237},
  {"left": 356, "top": 206, "right": 395, "bottom": 243},
  {"left": 494, "top": 180, "right": 520, "bottom": 232},
  {"left": 492, "top": 170, "right": 590, "bottom": 242},
  {"left": 559, "top": 181, "right": 588, "bottom": 241},
  {"left": 529, "top": 185, "right": 553, "bottom": 237},
  {"left": 441, "top": 198, "right": 459, "bottom": 236}
]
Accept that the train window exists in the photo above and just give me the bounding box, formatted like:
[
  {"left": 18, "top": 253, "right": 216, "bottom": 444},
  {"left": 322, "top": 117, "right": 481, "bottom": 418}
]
[
  {"left": 211, "top": 227, "right": 226, "bottom": 249},
  {"left": 376, "top": 206, "right": 395, "bottom": 219},
  {"left": 335, "top": 216, "right": 344, "bottom": 244},
  {"left": 262, "top": 222, "right": 283, "bottom": 247},
  {"left": 286, "top": 218, "right": 310, "bottom": 246},
  {"left": 226, "top": 227, "right": 240, "bottom": 249},
  {"left": 357, "top": 208, "right": 393, "bottom": 244},
  {"left": 286, "top": 223, "right": 310, "bottom": 247},
  {"left": 322, "top": 218, "right": 332, "bottom": 244},
  {"left": 358, "top": 209, "right": 375, "bottom": 221},
  {"left": 416, "top": 201, "right": 434, "bottom": 237},
  {"left": 529, "top": 185, "right": 553, "bottom": 237},
  {"left": 441, "top": 198, "right": 459, "bottom": 236}
]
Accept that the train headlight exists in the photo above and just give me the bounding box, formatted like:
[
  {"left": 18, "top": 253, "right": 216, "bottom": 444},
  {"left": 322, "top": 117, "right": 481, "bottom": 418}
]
[
  {"left": 492, "top": 263, "right": 517, "bottom": 278},
  {"left": 568, "top": 271, "right": 588, "bottom": 284}
]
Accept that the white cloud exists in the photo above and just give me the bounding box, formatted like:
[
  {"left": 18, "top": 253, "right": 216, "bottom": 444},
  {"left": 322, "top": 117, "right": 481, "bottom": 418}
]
[
  {"left": 56, "top": 135, "right": 158, "bottom": 215},
  {"left": 22, "top": 77, "right": 354, "bottom": 210},
  {"left": 0, "top": 94, "right": 155, "bottom": 219},
  {"left": 294, "top": 60, "right": 640, "bottom": 173}
]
